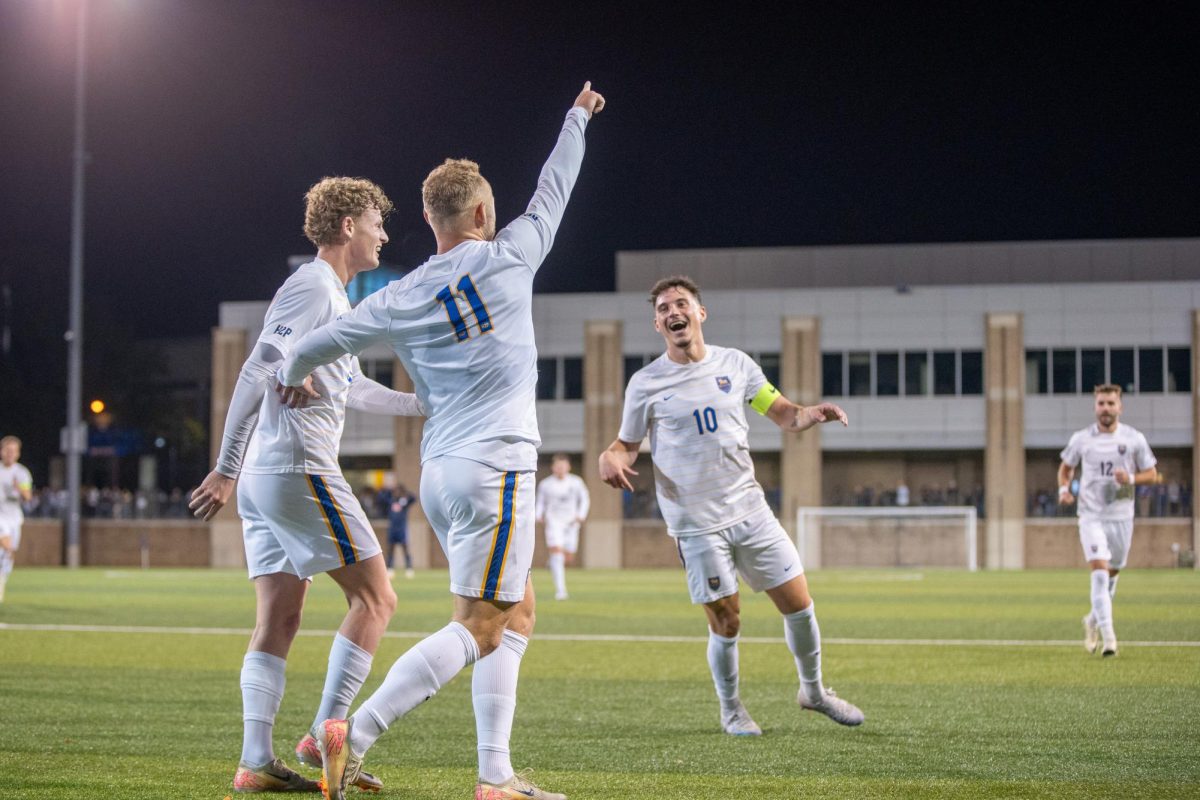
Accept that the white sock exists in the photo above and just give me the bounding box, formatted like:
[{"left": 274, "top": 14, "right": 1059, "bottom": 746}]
[
  {"left": 1090, "top": 569, "right": 1113, "bottom": 628},
  {"left": 706, "top": 631, "right": 740, "bottom": 709},
  {"left": 240, "top": 651, "right": 287, "bottom": 766},
  {"left": 1108, "top": 574, "right": 1120, "bottom": 600},
  {"left": 473, "top": 629, "right": 528, "bottom": 785},
  {"left": 311, "top": 633, "right": 373, "bottom": 734},
  {"left": 548, "top": 553, "right": 566, "bottom": 596},
  {"left": 783, "top": 604, "right": 824, "bottom": 704},
  {"left": 349, "top": 622, "right": 479, "bottom": 755}
]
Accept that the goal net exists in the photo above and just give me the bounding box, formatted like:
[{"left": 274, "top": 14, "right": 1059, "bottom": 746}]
[{"left": 796, "top": 506, "right": 978, "bottom": 571}]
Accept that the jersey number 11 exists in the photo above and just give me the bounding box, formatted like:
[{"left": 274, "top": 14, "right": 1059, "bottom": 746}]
[{"left": 435, "top": 275, "right": 493, "bottom": 342}]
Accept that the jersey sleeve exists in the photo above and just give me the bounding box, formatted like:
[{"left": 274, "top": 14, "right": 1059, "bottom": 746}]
[
  {"left": 1135, "top": 432, "right": 1158, "bottom": 471},
  {"left": 738, "top": 350, "right": 769, "bottom": 402},
  {"left": 1060, "top": 431, "right": 1083, "bottom": 467},
  {"left": 493, "top": 107, "right": 589, "bottom": 272},
  {"left": 617, "top": 375, "right": 650, "bottom": 444},
  {"left": 257, "top": 278, "right": 327, "bottom": 357},
  {"left": 325, "top": 287, "right": 394, "bottom": 356},
  {"left": 16, "top": 465, "right": 32, "bottom": 491},
  {"left": 575, "top": 476, "right": 590, "bottom": 519}
]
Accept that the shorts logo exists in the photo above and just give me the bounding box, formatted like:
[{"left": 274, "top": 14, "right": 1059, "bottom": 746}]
[
  {"left": 273, "top": 325, "right": 293, "bottom": 337},
  {"left": 707, "top": 576, "right": 721, "bottom": 590},
  {"left": 1091, "top": 545, "right": 1099, "bottom": 552},
  {"left": 1118, "top": 445, "right": 1127, "bottom": 455},
  {"left": 716, "top": 376, "right": 732, "bottom": 393}
]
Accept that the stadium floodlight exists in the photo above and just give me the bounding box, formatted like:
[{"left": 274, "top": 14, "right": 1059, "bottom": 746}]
[{"left": 796, "top": 506, "right": 979, "bottom": 572}]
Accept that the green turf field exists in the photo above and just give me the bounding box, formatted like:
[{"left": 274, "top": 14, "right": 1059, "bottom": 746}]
[{"left": 1, "top": 567, "right": 1197, "bottom": 799}]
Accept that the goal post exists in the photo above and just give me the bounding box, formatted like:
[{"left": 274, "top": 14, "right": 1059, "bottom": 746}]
[{"left": 796, "top": 506, "right": 978, "bottom": 571}]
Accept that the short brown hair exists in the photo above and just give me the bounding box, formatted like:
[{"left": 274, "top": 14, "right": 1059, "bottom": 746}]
[
  {"left": 648, "top": 275, "right": 702, "bottom": 305},
  {"left": 303, "top": 177, "right": 393, "bottom": 247},
  {"left": 552, "top": 453, "right": 570, "bottom": 463},
  {"left": 1094, "top": 383, "right": 1122, "bottom": 396},
  {"left": 422, "top": 159, "right": 488, "bottom": 225},
  {"left": 0, "top": 436, "right": 20, "bottom": 448}
]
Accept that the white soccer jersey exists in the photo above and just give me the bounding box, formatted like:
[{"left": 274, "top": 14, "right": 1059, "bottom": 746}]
[
  {"left": 0, "top": 462, "right": 32, "bottom": 523},
  {"left": 619, "top": 345, "right": 770, "bottom": 536},
  {"left": 536, "top": 474, "right": 590, "bottom": 525},
  {"left": 243, "top": 259, "right": 361, "bottom": 476},
  {"left": 1060, "top": 422, "right": 1156, "bottom": 521},
  {"left": 281, "top": 107, "right": 591, "bottom": 474}
]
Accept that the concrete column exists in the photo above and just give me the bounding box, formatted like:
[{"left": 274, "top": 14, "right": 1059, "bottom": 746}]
[
  {"left": 1192, "top": 311, "right": 1200, "bottom": 569},
  {"left": 208, "top": 327, "right": 247, "bottom": 567},
  {"left": 582, "top": 320, "right": 624, "bottom": 568},
  {"left": 391, "top": 357, "right": 433, "bottom": 569},
  {"left": 780, "top": 317, "right": 822, "bottom": 565},
  {"left": 984, "top": 313, "right": 1025, "bottom": 569}
]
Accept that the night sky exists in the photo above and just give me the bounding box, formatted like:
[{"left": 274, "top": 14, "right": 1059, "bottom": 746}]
[{"left": 1, "top": 0, "right": 1198, "bottom": 341}]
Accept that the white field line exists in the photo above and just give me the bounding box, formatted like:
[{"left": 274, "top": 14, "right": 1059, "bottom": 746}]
[{"left": 0, "top": 622, "right": 1197, "bottom": 647}]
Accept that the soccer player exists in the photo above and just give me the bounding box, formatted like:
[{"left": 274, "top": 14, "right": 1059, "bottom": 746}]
[
  {"left": 598, "top": 276, "right": 864, "bottom": 736},
  {"left": 385, "top": 484, "right": 417, "bottom": 579},
  {"left": 535, "top": 454, "right": 590, "bottom": 600},
  {"left": 277, "top": 82, "right": 605, "bottom": 800},
  {"left": 0, "top": 436, "right": 33, "bottom": 604},
  {"left": 188, "top": 177, "right": 423, "bottom": 793},
  {"left": 1057, "top": 384, "right": 1157, "bottom": 657}
]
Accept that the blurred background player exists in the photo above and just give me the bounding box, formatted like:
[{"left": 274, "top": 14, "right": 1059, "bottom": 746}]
[
  {"left": 385, "top": 484, "right": 417, "bottom": 579},
  {"left": 1058, "top": 384, "right": 1157, "bottom": 657},
  {"left": 599, "top": 276, "right": 864, "bottom": 737},
  {"left": 189, "top": 177, "right": 423, "bottom": 793},
  {"left": 535, "top": 453, "right": 589, "bottom": 599},
  {"left": 0, "top": 436, "right": 33, "bottom": 604},
  {"left": 278, "top": 82, "right": 604, "bottom": 800}
]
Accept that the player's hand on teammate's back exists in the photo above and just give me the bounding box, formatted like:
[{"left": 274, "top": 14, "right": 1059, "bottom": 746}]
[
  {"left": 189, "top": 470, "right": 236, "bottom": 521},
  {"left": 574, "top": 81, "right": 606, "bottom": 117},
  {"left": 274, "top": 374, "right": 320, "bottom": 409},
  {"left": 807, "top": 402, "right": 849, "bottom": 427}
]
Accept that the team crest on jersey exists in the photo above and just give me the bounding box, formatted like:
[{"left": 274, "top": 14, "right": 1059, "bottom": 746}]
[
  {"left": 707, "top": 576, "right": 721, "bottom": 590},
  {"left": 715, "top": 376, "right": 732, "bottom": 393},
  {"left": 1118, "top": 445, "right": 1127, "bottom": 455}
]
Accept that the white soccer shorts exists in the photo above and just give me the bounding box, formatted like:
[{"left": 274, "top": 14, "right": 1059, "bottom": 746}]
[
  {"left": 237, "top": 472, "right": 381, "bottom": 580},
  {"left": 543, "top": 518, "right": 580, "bottom": 553},
  {"left": 0, "top": 517, "right": 20, "bottom": 577},
  {"left": 1078, "top": 517, "right": 1134, "bottom": 569},
  {"left": 421, "top": 455, "right": 534, "bottom": 603},
  {"left": 675, "top": 505, "right": 804, "bottom": 604}
]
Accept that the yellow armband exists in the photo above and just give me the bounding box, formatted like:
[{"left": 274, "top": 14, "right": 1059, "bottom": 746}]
[{"left": 750, "top": 383, "right": 781, "bottom": 415}]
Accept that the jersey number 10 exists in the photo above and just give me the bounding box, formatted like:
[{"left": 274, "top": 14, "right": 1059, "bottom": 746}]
[{"left": 435, "top": 275, "right": 493, "bottom": 342}]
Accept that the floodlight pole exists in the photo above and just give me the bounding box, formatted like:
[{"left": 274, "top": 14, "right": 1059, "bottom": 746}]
[{"left": 65, "top": 0, "right": 89, "bottom": 569}]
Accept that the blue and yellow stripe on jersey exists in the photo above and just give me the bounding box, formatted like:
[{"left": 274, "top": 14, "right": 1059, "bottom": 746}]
[
  {"left": 481, "top": 472, "right": 518, "bottom": 600},
  {"left": 307, "top": 475, "right": 359, "bottom": 566}
]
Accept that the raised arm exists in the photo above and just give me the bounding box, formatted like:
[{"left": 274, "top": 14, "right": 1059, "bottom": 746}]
[
  {"left": 188, "top": 341, "right": 281, "bottom": 520},
  {"left": 598, "top": 439, "right": 640, "bottom": 492}
]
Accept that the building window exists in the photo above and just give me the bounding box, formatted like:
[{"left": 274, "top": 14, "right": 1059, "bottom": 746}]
[
  {"left": 1138, "top": 347, "right": 1164, "bottom": 393},
  {"left": 822, "top": 353, "right": 843, "bottom": 397},
  {"left": 1167, "top": 347, "right": 1191, "bottom": 392},
  {"left": 623, "top": 356, "right": 644, "bottom": 388},
  {"left": 1109, "top": 348, "right": 1134, "bottom": 393},
  {"left": 960, "top": 351, "right": 983, "bottom": 395},
  {"left": 1080, "top": 349, "right": 1105, "bottom": 393},
  {"left": 848, "top": 351, "right": 871, "bottom": 396},
  {"left": 905, "top": 351, "right": 928, "bottom": 396},
  {"left": 537, "top": 358, "right": 558, "bottom": 400},
  {"left": 876, "top": 352, "right": 899, "bottom": 396},
  {"left": 1025, "top": 349, "right": 1048, "bottom": 394},
  {"left": 758, "top": 352, "right": 780, "bottom": 389},
  {"left": 562, "top": 357, "right": 584, "bottom": 400},
  {"left": 1052, "top": 349, "right": 1077, "bottom": 394},
  {"left": 933, "top": 351, "right": 956, "bottom": 396}
]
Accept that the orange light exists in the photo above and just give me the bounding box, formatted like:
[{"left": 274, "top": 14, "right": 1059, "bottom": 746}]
[{"left": 89, "top": 399, "right": 105, "bottom": 414}]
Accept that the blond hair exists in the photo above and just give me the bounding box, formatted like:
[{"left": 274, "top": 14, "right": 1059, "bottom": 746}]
[
  {"left": 422, "top": 159, "right": 488, "bottom": 226},
  {"left": 0, "top": 436, "right": 20, "bottom": 448},
  {"left": 303, "top": 177, "right": 393, "bottom": 247},
  {"left": 648, "top": 275, "right": 702, "bottom": 305},
  {"left": 1093, "top": 383, "right": 1123, "bottom": 396}
]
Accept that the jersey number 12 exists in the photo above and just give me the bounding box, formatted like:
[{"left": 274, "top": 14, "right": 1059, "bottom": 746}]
[{"left": 435, "top": 275, "right": 493, "bottom": 342}]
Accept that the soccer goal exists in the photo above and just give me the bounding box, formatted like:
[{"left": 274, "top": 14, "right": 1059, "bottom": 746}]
[{"left": 796, "top": 506, "right": 978, "bottom": 571}]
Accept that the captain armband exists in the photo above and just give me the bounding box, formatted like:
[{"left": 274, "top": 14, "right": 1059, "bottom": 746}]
[{"left": 749, "top": 383, "right": 781, "bottom": 416}]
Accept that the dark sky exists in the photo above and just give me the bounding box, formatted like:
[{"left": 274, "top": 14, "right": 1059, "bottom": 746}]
[{"left": 1, "top": 1, "right": 1198, "bottom": 341}]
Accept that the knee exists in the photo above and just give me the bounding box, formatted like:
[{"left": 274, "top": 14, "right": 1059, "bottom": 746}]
[
  {"left": 710, "top": 609, "right": 740, "bottom": 638},
  {"left": 472, "top": 621, "right": 507, "bottom": 658}
]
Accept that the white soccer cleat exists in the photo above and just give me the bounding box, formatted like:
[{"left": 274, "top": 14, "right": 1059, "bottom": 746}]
[
  {"left": 475, "top": 769, "right": 566, "bottom": 800},
  {"left": 720, "top": 701, "right": 762, "bottom": 736},
  {"left": 554, "top": 591, "right": 569, "bottom": 600},
  {"left": 1082, "top": 614, "right": 1100, "bottom": 654},
  {"left": 1100, "top": 624, "right": 1118, "bottom": 658},
  {"left": 798, "top": 687, "right": 865, "bottom": 727}
]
